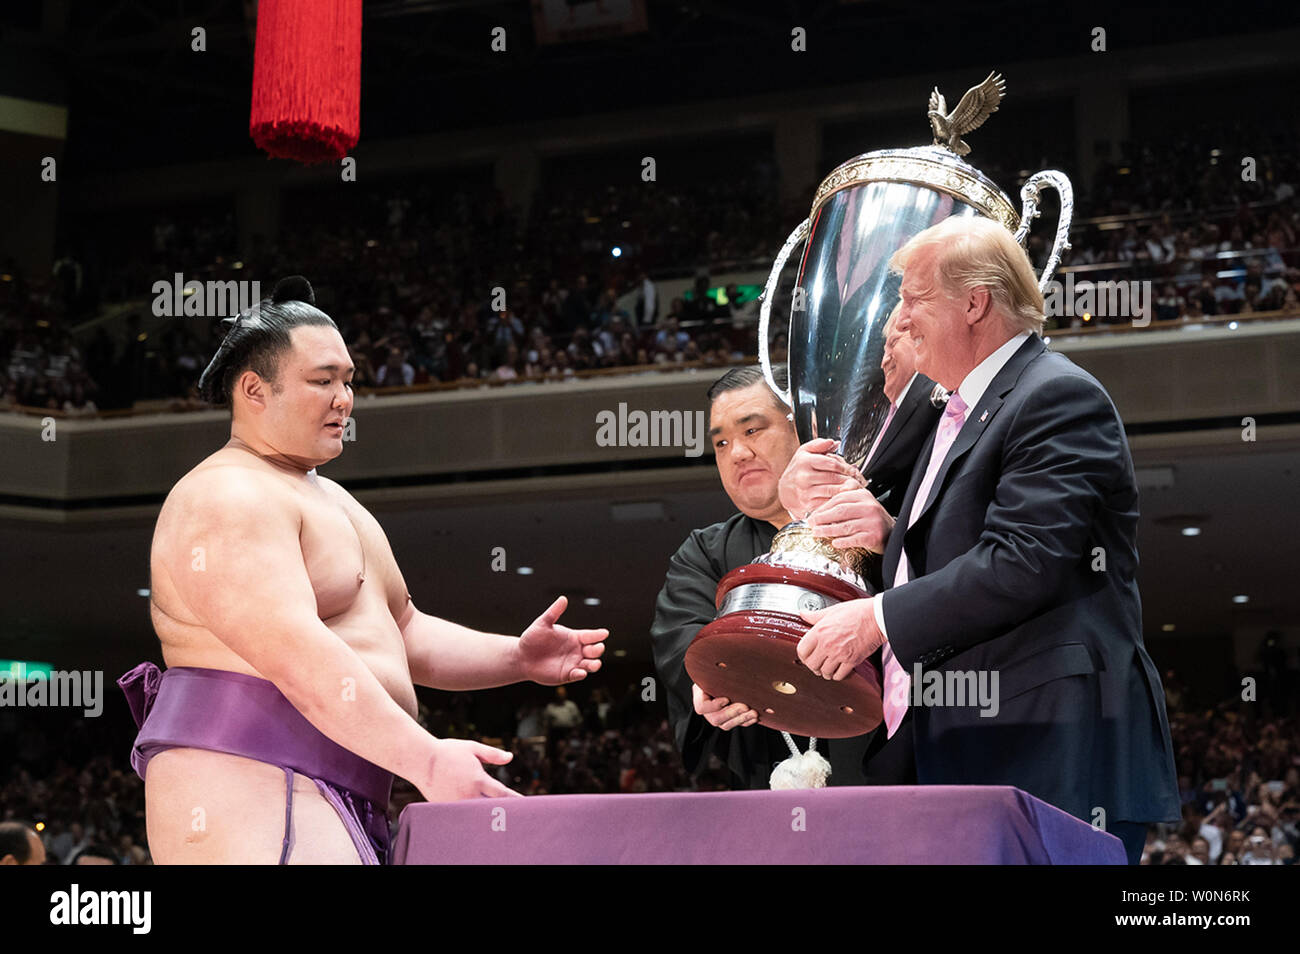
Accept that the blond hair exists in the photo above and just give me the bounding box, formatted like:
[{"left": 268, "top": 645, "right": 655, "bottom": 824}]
[{"left": 888, "top": 216, "right": 1045, "bottom": 335}]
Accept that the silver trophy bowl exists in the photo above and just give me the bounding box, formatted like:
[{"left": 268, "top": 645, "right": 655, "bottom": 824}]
[{"left": 760, "top": 142, "right": 1073, "bottom": 465}]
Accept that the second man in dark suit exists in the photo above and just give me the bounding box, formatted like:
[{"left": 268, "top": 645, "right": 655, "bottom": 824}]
[{"left": 777, "top": 303, "right": 942, "bottom": 783}]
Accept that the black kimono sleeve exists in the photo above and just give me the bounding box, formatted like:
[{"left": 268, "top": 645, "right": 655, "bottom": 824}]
[{"left": 650, "top": 515, "right": 796, "bottom": 789}]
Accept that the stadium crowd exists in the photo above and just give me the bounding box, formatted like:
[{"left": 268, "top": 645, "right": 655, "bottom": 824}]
[
  {"left": 2, "top": 128, "right": 1297, "bottom": 416},
  {"left": 1143, "top": 703, "right": 1299, "bottom": 864}
]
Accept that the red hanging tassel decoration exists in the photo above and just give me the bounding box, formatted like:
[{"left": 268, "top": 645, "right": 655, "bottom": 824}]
[{"left": 249, "top": 0, "right": 362, "bottom": 164}]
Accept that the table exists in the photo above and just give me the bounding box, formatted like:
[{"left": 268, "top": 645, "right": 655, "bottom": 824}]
[{"left": 391, "top": 784, "right": 1127, "bottom": 864}]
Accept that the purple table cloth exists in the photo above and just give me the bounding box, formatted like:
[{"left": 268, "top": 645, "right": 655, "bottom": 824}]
[{"left": 391, "top": 785, "right": 1126, "bottom": 864}]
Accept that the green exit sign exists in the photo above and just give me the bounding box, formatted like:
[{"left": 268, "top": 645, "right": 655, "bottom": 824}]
[
  {"left": 0, "top": 660, "right": 54, "bottom": 680},
  {"left": 683, "top": 284, "right": 762, "bottom": 306}
]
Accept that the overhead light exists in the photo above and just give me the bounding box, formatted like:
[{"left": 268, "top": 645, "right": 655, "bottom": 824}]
[
  {"left": 1232, "top": 595, "right": 1249, "bottom": 604},
  {"left": 516, "top": 566, "right": 534, "bottom": 576},
  {"left": 583, "top": 597, "right": 601, "bottom": 606},
  {"left": 1161, "top": 624, "right": 1176, "bottom": 632},
  {"left": 1228, "top": 321, "right": 1238, "bottom": 330},
  {"left": 1181, "top": 527, "right": 1201, "bottom": 537},
  {"left": 137, "top": 588, "right": 151, "bottom": 597},
  {"left": 611, "top": 246, "right": 622, "bottom": 258}
]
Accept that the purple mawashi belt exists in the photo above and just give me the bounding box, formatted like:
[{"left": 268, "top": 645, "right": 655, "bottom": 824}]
[{"left": 117, "top": 662, "right": 393, "bottom": 808}]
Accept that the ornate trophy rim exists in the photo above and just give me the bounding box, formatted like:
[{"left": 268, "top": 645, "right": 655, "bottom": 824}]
[{"left": 809, "top": 145, "right": 1020, "bottom": 233}]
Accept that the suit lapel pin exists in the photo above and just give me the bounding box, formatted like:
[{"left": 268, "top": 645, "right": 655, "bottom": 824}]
[{"left": 979, "top": 409, "right": 989, "bottom": 423}]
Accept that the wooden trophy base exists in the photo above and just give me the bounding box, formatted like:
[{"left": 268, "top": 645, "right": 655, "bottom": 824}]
[{"left": 685, "top": 564, "right": 883, "bottom": 738}]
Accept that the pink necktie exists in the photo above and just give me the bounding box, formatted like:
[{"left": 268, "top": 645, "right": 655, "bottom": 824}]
[
  {"left": 881, "top": 392, "right": 968, "bottom": 737},
  {"left": 863, "top": 401, "right": 898, "bottom": 468}
]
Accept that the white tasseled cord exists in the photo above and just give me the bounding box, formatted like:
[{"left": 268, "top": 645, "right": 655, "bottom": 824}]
[{"left": 770, "top": 731, "right": 832, "bottom": 789}]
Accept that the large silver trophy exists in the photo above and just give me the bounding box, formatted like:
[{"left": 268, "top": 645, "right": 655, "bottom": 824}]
[{"left": 686, "top": 72, "right": 1074, "bottom": 740}]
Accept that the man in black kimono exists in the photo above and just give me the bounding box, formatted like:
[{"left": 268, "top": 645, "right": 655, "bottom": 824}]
[
  {"left": 651, "top": 366, "right": 844, "bottom": 788},
  {"left": 652, "top": 358, "right": 935, "bottom": 789}
]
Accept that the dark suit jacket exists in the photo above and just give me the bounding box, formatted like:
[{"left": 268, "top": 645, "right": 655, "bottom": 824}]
[
  {"left": 827, "top": 374, "right": 941, "bottom": 782},
  {"left": 879, "top": 334, "right": 1180, "bottom": 824},
  {"left": 825, "top": 374, "right": 943, "bottom": 784},
  {"left": 865, "top": 373, "right": 943, "bottom": 519}
]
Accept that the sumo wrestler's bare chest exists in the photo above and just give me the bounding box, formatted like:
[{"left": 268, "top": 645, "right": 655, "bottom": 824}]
[{"left": 297, "top": 492, "right": 368, "bottom": 620}]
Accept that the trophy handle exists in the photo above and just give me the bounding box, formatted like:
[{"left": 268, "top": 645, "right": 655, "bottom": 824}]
[
  {"left": 1012, "top": 170, "right": 1074, "bottom": 293},
  {"left": 757, "top": 218, "right": 809, "bottom": 410}
]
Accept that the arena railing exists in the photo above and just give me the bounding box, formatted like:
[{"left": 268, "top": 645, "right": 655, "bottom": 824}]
[
  {"left": 0, "top": 356, "right": 757, "bottom": 419},
  {"left": 1045, "top": 306, "right": 1299, "bottom": 339}
]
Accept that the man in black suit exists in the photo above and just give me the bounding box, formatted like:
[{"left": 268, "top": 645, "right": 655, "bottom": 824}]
[
  {"left": 790, "top": 217, "right": 1180, "bottom": 863},
  {"left": 778, "top": 304, "right": 942, "bottom": 785},
  {"left": 780, "top": 306, "right": 942, "bottom": 530},
  {"left": 862, "top": 310, "right": 945, "bottom": 521}
]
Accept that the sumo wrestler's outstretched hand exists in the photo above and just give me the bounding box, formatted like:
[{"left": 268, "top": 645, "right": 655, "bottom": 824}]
[
  {"left": 517, "top": 595, "right": 608, "bottom": 685},
  {"left": 419, "top": 738, "right": 523, "bottom": 801}
]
